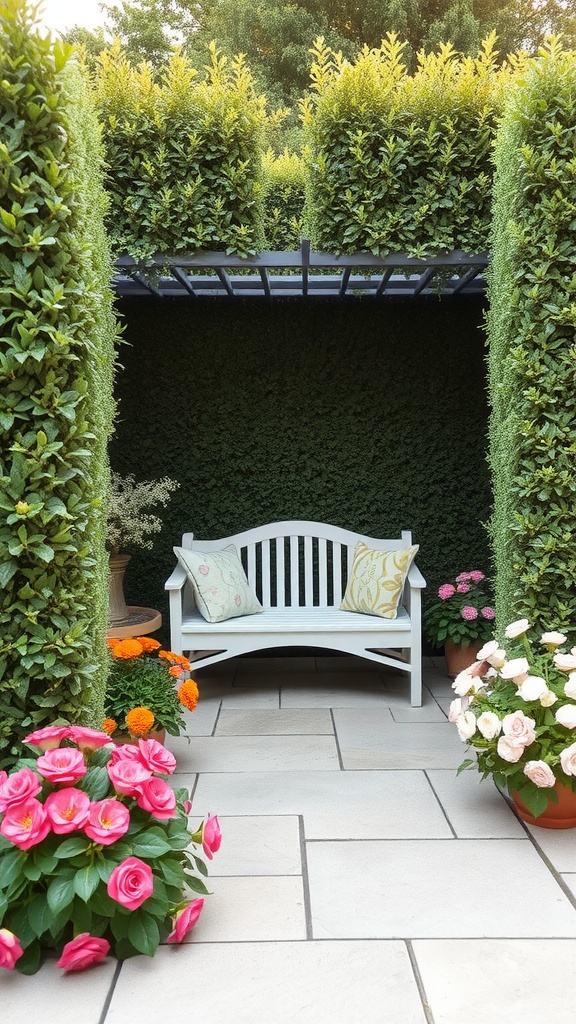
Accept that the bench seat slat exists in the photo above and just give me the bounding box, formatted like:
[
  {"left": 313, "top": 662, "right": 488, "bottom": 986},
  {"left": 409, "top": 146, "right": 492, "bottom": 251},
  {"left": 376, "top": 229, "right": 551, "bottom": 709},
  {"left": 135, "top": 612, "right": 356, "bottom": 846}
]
[{"left": 181, "top": 606, "right": 411, "bottom": 634}]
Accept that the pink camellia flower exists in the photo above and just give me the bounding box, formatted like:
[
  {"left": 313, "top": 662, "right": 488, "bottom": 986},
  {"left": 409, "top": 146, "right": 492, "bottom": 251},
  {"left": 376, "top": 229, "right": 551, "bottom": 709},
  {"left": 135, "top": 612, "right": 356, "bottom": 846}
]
[
  {"left": 560, "top": 743, "right": 576, "bottom": 776},
  {"left": 468, "top": 570, "right": 485, "bottom": 583},
  {"left": 502, "top": 710, "right": 536, "bottom": 746},
  {"left": 36, "top": 746, "right": 87, "bottom": 785},
  {"left": 504, "top": 618, "right": 530, "bottom": 639},
  {"left": 166, "top": 898, "right": 204, "bottom": 943},
  {"left": 0, "top": 929, "right": 24, "bottom": 970},
  {"left": 524, "top": 761, "right": 556, "bottom": 789},
  {"left": 23, "top": 725, "right": 72, "bottom": 751},
  {"left": 84, "top": 798, "right": 131, "bottom": 844},
  {"left": 481, "top": 606, "right": 495, "bottom": 619},
  {"left": 457, "top": 583, "right": 471, "bottom": 594},
  {"left": 68, "top": 727, "right": 113, "bottom": 751},
  {"left": 202, "top": 815, "right": 222, "bottom": 859},
  {"left": 0, "top": 798, "right": 51, "bottom": 850},
  {"left": 0, "top": 766, "right": 41, "bottom": 813},
  {"left": 183, "top": 799, "right": 192, "bottom": 814},
  {"left": 108, "top": 743, "right": 146, "bottom": 767},
  {"left": 455, "top": 572, "right": 472, "bottom": 583},
  {"left": 497, "top": 736, "right": 525, "bottom": 763},
  {"left": 107, "top": 857, "right": 154, "bottom": 910},
  {"left": 461, "top": 605, "right": 478, "bottom": 621},
  {"left": 56, "top": 933, "right": 110, "bottom": 972},
  {"left": 137, "top": 738, "right": 177, "bottom": 775},
  {"left": 107, "top": 758, "right": 151, "bottom": 797},
  {"left": 44, "top": 788, "right": 91, "bottom": 834},
  {"left": 554, "top": 652, "right": 576, "bottom": 673},
  {"left": 136, "top": 777, "right": 176, "bottom": 820},
  {"left": 500, "top": 657, "right": 530, "bottom": 683},
  {"left": 438, "top": 584, "right": 456, "bottom": 600}
]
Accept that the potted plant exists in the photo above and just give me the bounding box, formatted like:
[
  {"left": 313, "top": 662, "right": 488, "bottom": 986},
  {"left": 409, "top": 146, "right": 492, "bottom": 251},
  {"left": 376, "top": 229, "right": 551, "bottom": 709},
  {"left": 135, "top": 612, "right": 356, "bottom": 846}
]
[
  {"left": 103, "top": 636, "right": 199, "bottom": 743},
  {"left": 450, "top": 620, "right": 576, "bottom": 827},
  {"left": 423, "top": 570, "right": 495, "bottom": 676},
  {"left": 0, "top": 724, "right": 221, "bottom": 974},
  {"left": 107, "top": 472, "right": 180, "bottom": 624}
]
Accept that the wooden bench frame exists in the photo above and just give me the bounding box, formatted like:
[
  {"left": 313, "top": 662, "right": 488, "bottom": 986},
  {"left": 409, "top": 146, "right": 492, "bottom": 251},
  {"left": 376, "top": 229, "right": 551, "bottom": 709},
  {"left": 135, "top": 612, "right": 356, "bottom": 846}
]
[{"left": 165, "top": 521, "right": 426, "bottom": 706}]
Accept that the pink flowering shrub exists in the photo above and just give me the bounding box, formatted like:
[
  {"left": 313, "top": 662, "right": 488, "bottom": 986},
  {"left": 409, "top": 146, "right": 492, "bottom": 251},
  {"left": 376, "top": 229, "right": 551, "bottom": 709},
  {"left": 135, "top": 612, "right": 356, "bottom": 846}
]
[
  {"left": 424, "top": 570, "right": 494, "bottom": 646},
  {"left": 451, "top": 622, "right": 576, "bottom": 818},
  {"left": 0, "top": 726, "right": 220, "bottom": 974}
]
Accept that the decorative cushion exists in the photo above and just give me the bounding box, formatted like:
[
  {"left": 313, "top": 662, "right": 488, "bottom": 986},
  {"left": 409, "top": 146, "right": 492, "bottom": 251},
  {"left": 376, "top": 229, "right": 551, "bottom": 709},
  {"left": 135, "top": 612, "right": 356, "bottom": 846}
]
[
  {"left": 340, "top": 542, "right": 419, "bottom": 619},
  {"left": 174, "top": 545, "right": 263, "bottom": 623}
]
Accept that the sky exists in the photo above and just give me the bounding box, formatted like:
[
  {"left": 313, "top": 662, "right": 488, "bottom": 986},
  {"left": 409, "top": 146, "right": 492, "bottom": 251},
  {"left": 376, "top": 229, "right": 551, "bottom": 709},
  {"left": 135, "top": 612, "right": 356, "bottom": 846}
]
[{"left": 38, "top": 0, "right": 114, "bottom": 34}]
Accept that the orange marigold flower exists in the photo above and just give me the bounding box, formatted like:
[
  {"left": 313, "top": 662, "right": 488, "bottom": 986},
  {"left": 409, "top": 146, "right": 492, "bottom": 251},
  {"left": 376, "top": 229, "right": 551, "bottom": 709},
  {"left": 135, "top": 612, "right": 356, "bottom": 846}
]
[
  {"left": 178, "top": 679, "right": 199, "bottom": 712},
  {"left": 102, "top": 718, "right": 118, "bottom": 736},
  {"left": 135, "top": 636, "right": 161, "bottom": 652},
  {"left": 158, "top": 649, "right": 173, "bottom": 662},
  {"left": 169, "top": 665, "right": 184, "bottom": 678},
  {"left": 125, "top": 707, "right": 155, "bottom": 736},
  {"left": 107, "top": 638, "right": 120, "bottom": 650},
  {"left": 112, "top": 638, "right": 144, "bottom": 660}
]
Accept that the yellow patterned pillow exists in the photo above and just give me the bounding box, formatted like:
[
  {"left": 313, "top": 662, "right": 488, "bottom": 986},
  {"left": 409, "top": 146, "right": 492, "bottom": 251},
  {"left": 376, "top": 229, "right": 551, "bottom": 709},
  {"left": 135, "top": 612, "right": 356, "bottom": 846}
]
[{"left": 340, "top": 542, "right": 419, "bottom": 619}]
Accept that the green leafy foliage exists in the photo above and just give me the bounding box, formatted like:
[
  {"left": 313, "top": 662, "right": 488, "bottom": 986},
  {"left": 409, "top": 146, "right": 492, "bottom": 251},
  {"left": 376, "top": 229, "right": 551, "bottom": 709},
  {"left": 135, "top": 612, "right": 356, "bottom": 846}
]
[
  {"left": 487, "top": 39, "right": 576, "bottom": 634},
  {"left": 262, "top": 149, "right": 305, "bottom": 250},
  {"left": 423, "top": 571, "right": 495, "bottom": 646},
  {"left": 92, "top": 43, "right": 267, "bottom": 260},
  {"left": 302, "top": 33, "right": 520, "bottom": 257},
  {"left": 0, "top": 0, "right": 118, "bottom": 765}
]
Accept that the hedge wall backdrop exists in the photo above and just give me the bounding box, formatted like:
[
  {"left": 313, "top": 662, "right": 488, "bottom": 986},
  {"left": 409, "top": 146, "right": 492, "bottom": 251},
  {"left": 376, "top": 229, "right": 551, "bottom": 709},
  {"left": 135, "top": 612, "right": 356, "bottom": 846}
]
[{"left": 110, "top": 296, "right": 491, "bottom": 652}]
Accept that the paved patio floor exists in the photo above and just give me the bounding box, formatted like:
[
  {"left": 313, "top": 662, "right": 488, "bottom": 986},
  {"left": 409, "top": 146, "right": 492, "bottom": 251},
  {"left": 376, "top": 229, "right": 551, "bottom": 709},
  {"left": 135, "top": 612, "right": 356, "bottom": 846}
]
[{"left": 3, "top": 655, "right": 576, "bottom": 1023}]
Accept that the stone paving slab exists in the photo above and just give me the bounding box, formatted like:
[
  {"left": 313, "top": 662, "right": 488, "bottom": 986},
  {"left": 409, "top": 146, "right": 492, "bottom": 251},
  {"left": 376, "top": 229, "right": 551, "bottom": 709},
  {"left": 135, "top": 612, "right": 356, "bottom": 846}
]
[
  {"left": 0, "top": 956, "right": 116, "bottom": 1024},
  {"left": 169, "top": 733, "right": 339, "bottom": 772},
  {"left": 523, "top": 822, "right": 576, "bottom": 873},
  {"left": 106, "top": 941, "right": 428, "bottom": 1024},
  {"left": 306, "top": 839, "right": 576, "bottom": 938},
  {"left": 194, "top": 814, "right": 302, "bottom": 875},
  {"left": 426, "top": 769, "right": 526, "bottom": 838},
  {"left": 334, "top": 708, "right": 465, "bottom": 769},
  {"left": 412, "top": 938, "right": 576, "bottom": 1024},
  {"left": 187, "top": 876, "right": 307, "bottom": 942},
  {"left": 215, "top": 708, "right": 334, "bottom": 735},
  {"left": 279, "top": 679, "right": 402, "bottom": 708},
  {"left": 191, "top": 769, "right": 454, "bottom": 839}
]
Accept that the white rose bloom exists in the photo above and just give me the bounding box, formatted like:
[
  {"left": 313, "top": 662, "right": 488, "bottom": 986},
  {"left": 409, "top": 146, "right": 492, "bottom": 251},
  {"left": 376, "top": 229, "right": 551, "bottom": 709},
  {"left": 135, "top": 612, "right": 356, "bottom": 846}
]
[
  {"left": 516, "top": 675, "right": 547, "bottom": 701},
  {"left": 453, "top": 669, "right": 474, "bottom": 696},
  {"left": 497, "top": 736, "right": 525, "bottom": 763},
  {"left": 504, "top": 618, "right": 530, "bottom": 639},
  {"left": 487, "top": 649, "right": 507, "bottom": 669},
  {"left": 555, "top": 705, "right": 576, "bottom": 729},
  {"left": 456, "top": 711, "right": 477, "bottom": 741},
  {"left": 477, "top": 711, "right": 501, "bottom": 740},
  {"left": 560, "top": 743, "right": 576, "bottom": 776},
  {"left": 476, "top": 640, "right": 499, "bottom": 661},
  {"left": 500, "top": 657, "right": 530, "bottom": 681},
  {"left": 564, "top": 673, "right": 576, "bottom": 699},
  {"left": 555, "top": 653, "right": 576, "bottom": 672},
  {"left": 523, "top": 760, "right": 556, "bottom": 788},
  {"left": 448, "top": 698, "right": 462, "bottom": 723},
  {"left": 541, "top": 631, "right": 567, "bottom": 647},
  {"left": 540, "top": 689, "right": 558, "bottom": 708}
]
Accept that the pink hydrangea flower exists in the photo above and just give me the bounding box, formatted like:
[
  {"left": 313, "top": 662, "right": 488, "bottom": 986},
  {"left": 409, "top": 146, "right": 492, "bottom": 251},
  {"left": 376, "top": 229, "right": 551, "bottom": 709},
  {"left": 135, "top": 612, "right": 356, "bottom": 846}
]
[
  {"left": 0, "top": 798, "right": 51, "bottom": 850},
  {"left": 468, "top": 570, "right": 485, "bottom": 583},
  {"left": 0, "top": 929, "right": 24, "bottom": 970},
  {"left": 84, "top": 798, "right": 131, "bottom": 844},
  {"left": 461, "top": 605, "right": 479, "bottom": 621},
  {"left": 456, "top": 583, "right": 471, "bottom": 593},
  {"left": 455, "top": 572, "right": 472, "bottom": 583},
  {"left": 202, "top": 815, "right": 222, "bottom": 859},
  {"left": 36, "top": 747, "right": 87, "bottom": 785},
  {"left": 44, "top": 788, "right": 91, "bottom": 834},
  {"left": 166, "top": 898, "right": 204, "bottom": 943},
  {"left": 438, "top": 584, "right": 456, "bottom": 600},
  {"left": 481, "top": 606, "right": 495, "bottom": 619},
  {"left": 107, "top": 857, "right": 153, "bottom": 910},
  {"left": 56, "top": 934, "right": 110, "bottom": 972}
]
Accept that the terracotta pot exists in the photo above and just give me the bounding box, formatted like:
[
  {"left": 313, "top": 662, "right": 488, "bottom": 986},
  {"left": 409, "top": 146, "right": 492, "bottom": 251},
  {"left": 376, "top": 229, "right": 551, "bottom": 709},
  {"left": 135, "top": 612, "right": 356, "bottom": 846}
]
[
  {"left": 510, "top": 782, "right": 576, "bottom": 829},
  {"left": 113, "top": 728, "right": 166, "bottom": 747},
  {"left": 444, "top": 639, "right": 482, "bottom": 678}
]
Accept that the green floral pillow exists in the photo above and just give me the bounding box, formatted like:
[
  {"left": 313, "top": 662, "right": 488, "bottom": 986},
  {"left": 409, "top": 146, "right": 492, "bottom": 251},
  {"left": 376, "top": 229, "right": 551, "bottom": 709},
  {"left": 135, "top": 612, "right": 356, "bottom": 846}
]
[
  {"left": 174, "top": 545, "right": 263, "bottom": 623},
  {"left": 340, "top": 542, "right": 419, "bottom": 619}
]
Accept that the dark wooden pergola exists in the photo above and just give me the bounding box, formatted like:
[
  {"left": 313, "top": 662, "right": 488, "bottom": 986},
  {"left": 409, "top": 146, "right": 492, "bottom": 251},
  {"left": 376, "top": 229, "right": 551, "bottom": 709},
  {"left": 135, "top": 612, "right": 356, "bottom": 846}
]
[{"left": 113, "top": 241, "right": 488, "bottom": 300}]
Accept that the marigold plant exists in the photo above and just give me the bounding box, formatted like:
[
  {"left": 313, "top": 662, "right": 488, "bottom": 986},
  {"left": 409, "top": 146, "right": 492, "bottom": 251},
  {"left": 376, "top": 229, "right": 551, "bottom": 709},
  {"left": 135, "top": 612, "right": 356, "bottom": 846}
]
[
  {"left": 104, "top": 638, "right": 199, "bottom": 737},
  {"left": 125, "top": 707, "right": 155, "bottom": 737}
]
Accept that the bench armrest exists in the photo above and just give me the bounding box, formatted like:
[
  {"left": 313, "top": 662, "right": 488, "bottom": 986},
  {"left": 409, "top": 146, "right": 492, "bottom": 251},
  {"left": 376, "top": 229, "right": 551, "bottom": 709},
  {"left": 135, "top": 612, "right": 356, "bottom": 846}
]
[
  {"left": 165, "top": 563, "right": 187, "bottom": 591},
  {"left": 406, "top": 562, "right": 426, "bottom": 590}
]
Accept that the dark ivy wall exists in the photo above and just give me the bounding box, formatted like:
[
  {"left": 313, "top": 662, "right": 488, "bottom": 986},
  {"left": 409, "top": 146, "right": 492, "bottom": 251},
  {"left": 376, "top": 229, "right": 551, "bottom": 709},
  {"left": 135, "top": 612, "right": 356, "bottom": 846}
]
[{"left": 110, "top": 296, "right": 491, "bottom": 652}]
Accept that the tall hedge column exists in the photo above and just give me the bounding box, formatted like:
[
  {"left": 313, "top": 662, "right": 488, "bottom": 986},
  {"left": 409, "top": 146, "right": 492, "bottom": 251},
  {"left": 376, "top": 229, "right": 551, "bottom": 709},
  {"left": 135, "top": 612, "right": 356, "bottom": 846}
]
[
  {"left": 0, "top": 1, "right": 118, "bottom": 764},
  {"left": 487, "top": 40, "right": 576, "bottom": 634}
]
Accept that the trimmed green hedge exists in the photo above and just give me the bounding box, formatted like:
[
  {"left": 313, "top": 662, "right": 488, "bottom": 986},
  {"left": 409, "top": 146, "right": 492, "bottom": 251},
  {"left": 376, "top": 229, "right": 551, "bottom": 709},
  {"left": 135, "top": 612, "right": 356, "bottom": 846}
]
[
  {"left": 302, "top": 34, "right": 517, "bottom": 257},
  {"left": 487, "top": 39, "right": 576, "bottom": 635},
  {"left": 109, "top": 296, "right": 491, "bottom": 651},
  {"left": 262, "top": 148, "right": 305, "bottom": 251},
  {"left": 0, "top": 3, "right": 118, "bottom": 764},
  {"left": 93, "top": 44, "right": 266, "bottom": 260}
]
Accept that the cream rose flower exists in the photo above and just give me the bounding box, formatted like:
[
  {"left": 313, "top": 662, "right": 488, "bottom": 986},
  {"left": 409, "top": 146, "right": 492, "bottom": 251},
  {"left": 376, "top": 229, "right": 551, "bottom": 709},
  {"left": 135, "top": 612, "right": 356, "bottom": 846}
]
[
  {"left": 541, "top": 631, "right": 567, "bottom": 647},
  {"left": 560, "top": 743, "right": 576, "bottom": 776},
  {"left": 540, "top": 689, "right": 558, "bottom": 708},
  {"left": 555, "top": 705, "right": 576, "bottom": 729},
  {"left": 452, "top": 669, "right": 475, "bottom": 697},
  {"left": 497, "top": 736, "right": 525, "bottom": 762},
  {"left": 476, "top": 711, "right": 501, "bottom": 740},
  {"left": 516, "top": 675, "right": 547, "bottom": 702},
  {"left": 487, "top": 649, "right": 507, "bottom": 670},
  {"left": 448, "top": 698, "right": 463, "bottom": 724},
  {"left": 500, "top": 657, "right": 530, "bottom": 682},
  {"left": 456, "top": 711, "right": 477, "bottom": 741},
  {"left": 476, "top": 640, "right": 499, "bottom": 661},
  {"left": 523, "top": 761, "right": 556, "bottom": 788},
  {"left": 554, "top": 652, "right": 576, "bottom": 672},
  {"left": 504, "top": 619, "right": 530, "bottom": 639},
  {"left": 564, "top": 673, "right": 576, "bottom": 699},
  {"left": 502, "top": 710, "right": 536, "bottom": 746}
]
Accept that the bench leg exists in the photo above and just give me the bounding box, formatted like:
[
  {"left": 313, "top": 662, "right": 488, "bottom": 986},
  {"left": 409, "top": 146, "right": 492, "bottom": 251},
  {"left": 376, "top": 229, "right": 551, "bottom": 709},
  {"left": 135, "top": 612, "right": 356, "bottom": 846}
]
[{"left": 410, "top": 657, "right": 422, "bottom": 708}]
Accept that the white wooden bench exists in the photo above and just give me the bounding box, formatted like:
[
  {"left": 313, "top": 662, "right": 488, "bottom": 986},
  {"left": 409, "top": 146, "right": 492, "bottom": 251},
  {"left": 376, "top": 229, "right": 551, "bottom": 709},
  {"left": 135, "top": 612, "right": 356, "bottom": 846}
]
[{"left": 165, "top": 521, "right": 426, "bottom": 706}]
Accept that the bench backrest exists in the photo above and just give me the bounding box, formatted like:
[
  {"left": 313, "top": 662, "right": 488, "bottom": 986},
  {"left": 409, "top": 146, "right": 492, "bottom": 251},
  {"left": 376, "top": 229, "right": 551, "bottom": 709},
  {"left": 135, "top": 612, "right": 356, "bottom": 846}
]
[{"left": 180, "top": 521, "right": 413, "bottom": 610}]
